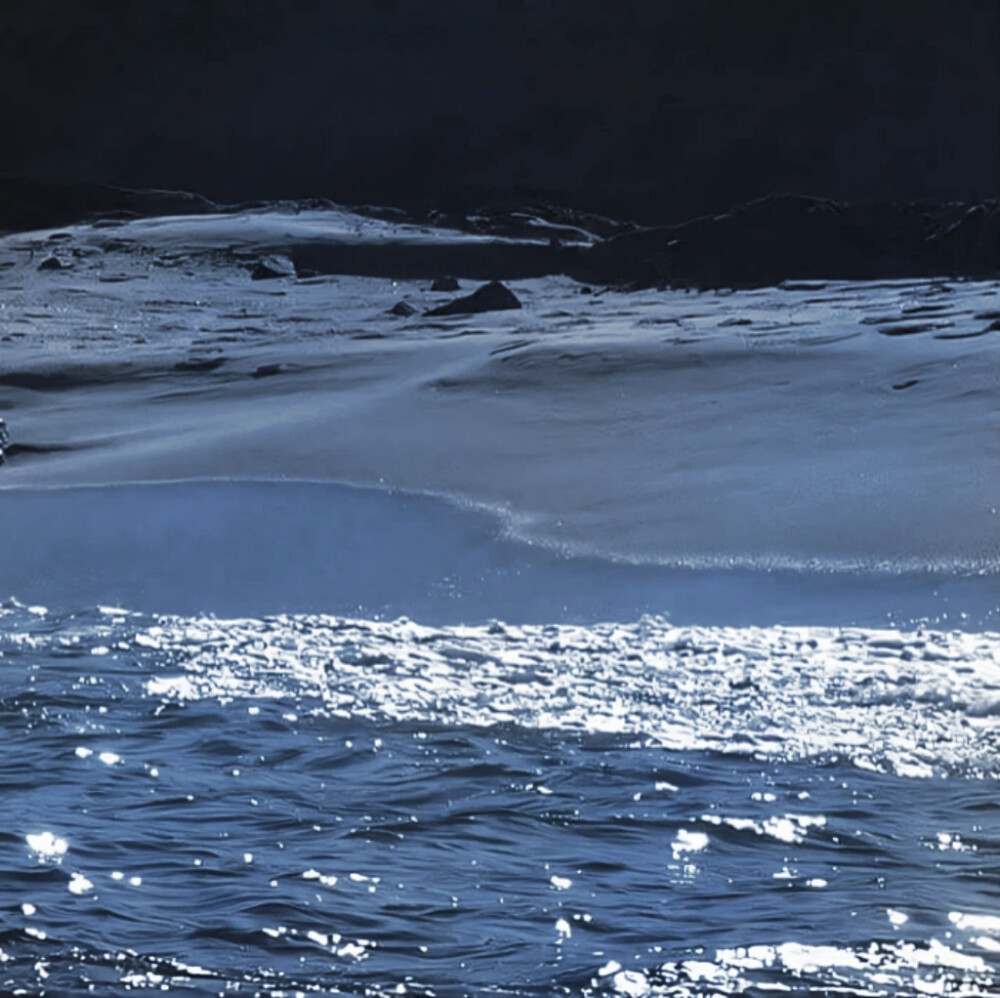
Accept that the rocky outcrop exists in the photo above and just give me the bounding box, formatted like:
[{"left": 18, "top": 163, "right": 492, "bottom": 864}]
[
  {"left": 425, "top": 281, "right": 522, "bottom": 316},
  {"left": 430, "top": 276, "right": 460, "bottom": 291}
]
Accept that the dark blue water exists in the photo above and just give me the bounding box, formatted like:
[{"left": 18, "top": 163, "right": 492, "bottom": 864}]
[{"left": 1, "top": 483, "right": 998, "bottom": 996}]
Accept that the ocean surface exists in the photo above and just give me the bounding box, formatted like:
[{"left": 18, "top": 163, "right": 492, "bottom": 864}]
[{"left": 2, "top": 481, "right": 999, "bottom": 997}]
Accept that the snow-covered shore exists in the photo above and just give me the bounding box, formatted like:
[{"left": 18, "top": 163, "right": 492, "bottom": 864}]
[{"left": 0, "top": 206, "right": 998, "bottom": 578}]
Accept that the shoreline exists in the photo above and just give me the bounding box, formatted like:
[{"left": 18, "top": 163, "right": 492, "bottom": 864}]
[
  {"left": 1, "top": 208, "right": 999, "bottom": 584},
  {"left": 1, "top": 478, "right": 997, "bottom": 631},
  {"left": 4, "top": 471, "right": 1000, "bottom": 580}
]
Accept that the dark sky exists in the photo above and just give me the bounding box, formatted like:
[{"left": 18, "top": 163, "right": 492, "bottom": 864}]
[{"left": 2, "top": 0, "right": 997, "bottom": 222}]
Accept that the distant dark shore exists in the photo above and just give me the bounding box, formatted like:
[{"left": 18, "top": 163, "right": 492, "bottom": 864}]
[{"left": 1, "top": 177, "right": 996, "bottom": 290}]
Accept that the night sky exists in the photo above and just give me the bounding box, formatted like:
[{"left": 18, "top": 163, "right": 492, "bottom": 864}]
[{"left": 2, "top": 0, "right": 997, "bottom": 223}]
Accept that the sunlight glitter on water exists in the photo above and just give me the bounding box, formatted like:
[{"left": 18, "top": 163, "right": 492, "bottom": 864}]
[
  {"left": 595, "top": 938, "right": 998, "bottom": 997},
  {"left": 133, "top": 612, "right": 1000, "bottom": 779},
  {"left": 1, "top": 596, "right": 998, "bottom": 996},
  {"left": 25, "top": 832, "right": 67, "bottom": 862}
]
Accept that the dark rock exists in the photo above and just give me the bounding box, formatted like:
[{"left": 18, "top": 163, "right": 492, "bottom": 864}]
[
  {"left": 877, "top": 323, "right": 938, "bottom": 336},
  {"left": 425, "top": 281, "right": 522, "bottom": 317},
  {"left": 901, "top": 303, "right": 952, "bottom": 315},
  {"left": 252, "top": 363, "right": 283, "bottom": 378},
  {"left": 892, "top": 380, "right": 920, "bottom": 391},
  {"left": 933, "top": 328, "right": 991, "bottom": 340},
  {"left": 37, "top": 255, "right": 68, "bottom": 271},
  {"left": 0, "top": 417, "right": 8, "bottom": 465},
  {"left": 4, "top": 441, "right": 77, "bottom": 458},
  {"left": 250, "top": 256, "right": 296, "bottom": 280},
  {"left": 388, "top": 300, "right": 418, "bottom": 317},
  {"left": 430, "top": 276, "right": 460, "bottom": 292},
  {"left": 174, "top": 357, "right": 227, "bottom": 373}
]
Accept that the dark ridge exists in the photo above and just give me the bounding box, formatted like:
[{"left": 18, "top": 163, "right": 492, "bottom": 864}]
[
  {"left": 3, "top": 180, "right": 996, "bottom": 291},
  {"left": 177, "top": 192, "right": 1000, "bottom": 289},
  {"left": 173, "top": 357, "right": 227, "bottom": 373},
  {"left": 0, "top": 176, "right": 629, "bottom": 245},
  {"left": 0, "top": 177, "right": 219, "bottom": 234},
  {"left": 573, "top": 195, "right": 1000, "bottom": 290}
]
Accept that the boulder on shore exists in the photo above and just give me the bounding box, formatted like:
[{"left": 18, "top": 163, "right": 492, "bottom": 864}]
[
  {"left": 38, "top": 255, "right": 69, "bottom": 271},
  {"left": 425, "top": 281, "right": 522, "bottom": 317},
  {"left": 388, "top": 300, "right": 418, "bottom": 317}
]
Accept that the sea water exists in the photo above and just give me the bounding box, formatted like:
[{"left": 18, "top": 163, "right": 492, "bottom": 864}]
[{"left": 1, "top": 482, "right": 998, "bottom": 996}]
